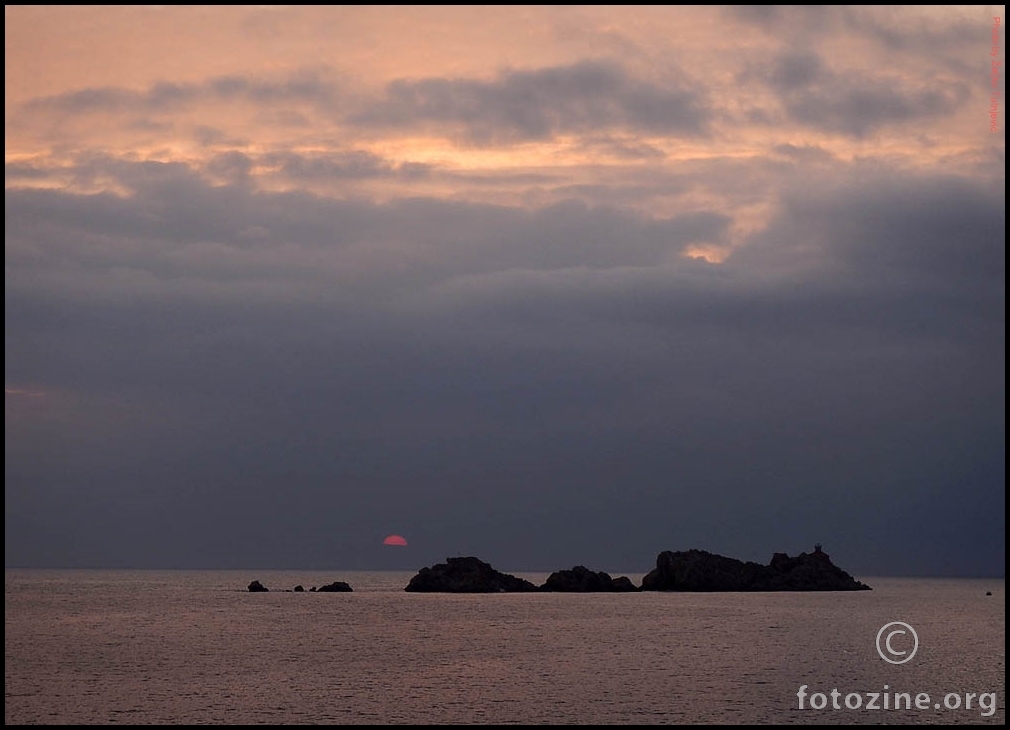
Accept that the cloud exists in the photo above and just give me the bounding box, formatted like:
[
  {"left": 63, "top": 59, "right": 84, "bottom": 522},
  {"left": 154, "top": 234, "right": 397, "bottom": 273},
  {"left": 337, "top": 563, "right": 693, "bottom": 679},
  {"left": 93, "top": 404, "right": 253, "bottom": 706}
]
[
  {"left": 771, "top": 143, "right": 835, "bottom": 163},
  {"left": 743, "top": 50, "right": 971, "bottom": 137},
  {"left": 727, "top": 171, "right": 1005, "bottom": 348},
  {"left": 259, "top": 149, "right": 433, "bottom": 182},
  {"left": 350, "top": 60, "right": 710, "bottom": 144},
  {"left": 727, "top": 5, "right": 982, "bottom": 78},
  {"left": 11, "top": 60, "right": 712, "bottom": 156},
  {"left": 729, "top": 5, "right": 980, "bottom": 50},
  {"left": 23, "top": 72, "right": 339, "bottom": 115}
]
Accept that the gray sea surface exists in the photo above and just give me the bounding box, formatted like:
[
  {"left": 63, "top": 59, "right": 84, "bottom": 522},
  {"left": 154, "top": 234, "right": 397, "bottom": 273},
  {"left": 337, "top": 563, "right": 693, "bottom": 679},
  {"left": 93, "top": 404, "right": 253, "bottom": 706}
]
[{"left": 4, "top": 570, "right": 1004, "bottom": 725}]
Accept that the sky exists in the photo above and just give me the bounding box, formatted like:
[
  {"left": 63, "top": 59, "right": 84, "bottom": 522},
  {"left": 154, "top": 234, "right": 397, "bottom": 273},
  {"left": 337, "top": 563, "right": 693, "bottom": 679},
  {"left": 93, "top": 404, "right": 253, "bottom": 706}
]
[{"left": 5, "top": 5, "right": 1005, "bottom": 577}]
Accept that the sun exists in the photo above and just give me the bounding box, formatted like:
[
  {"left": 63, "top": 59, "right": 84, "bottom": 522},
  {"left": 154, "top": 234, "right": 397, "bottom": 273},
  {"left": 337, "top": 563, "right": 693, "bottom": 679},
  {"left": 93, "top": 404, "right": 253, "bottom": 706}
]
[{"left": 382, "top": 534, "right": 408, "bottom": 546}]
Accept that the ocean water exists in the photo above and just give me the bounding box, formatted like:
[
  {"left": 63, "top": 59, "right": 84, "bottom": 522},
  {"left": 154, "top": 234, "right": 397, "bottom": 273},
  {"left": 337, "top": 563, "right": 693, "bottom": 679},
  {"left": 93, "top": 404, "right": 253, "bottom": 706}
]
[{"left": 4, "top": 570, "right": 1004, "bottom": 725}]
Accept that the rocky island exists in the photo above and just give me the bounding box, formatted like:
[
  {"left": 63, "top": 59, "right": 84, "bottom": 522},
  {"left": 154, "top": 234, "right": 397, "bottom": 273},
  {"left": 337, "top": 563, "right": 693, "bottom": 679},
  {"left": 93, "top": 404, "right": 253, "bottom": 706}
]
[
  {"left": 405, "top": 555, "right": 540, "bottom": 592},
  {"left": 640, "top": 544, "right": 871, "bottom": 592},
  {"left": 248, "top": 545, "right": 870, "bottom": 593},
  {"left": 403, "top": 558, "right": 642, "bottom": 593},
  {"left": 404, "top": 545, "right": 870, "bottom": 593},
  {"left": 246, "top": 579, "right": 353, "bottom": 592},
  {"left": 540, "top": 565, "right": 640, "bottom": 592}
]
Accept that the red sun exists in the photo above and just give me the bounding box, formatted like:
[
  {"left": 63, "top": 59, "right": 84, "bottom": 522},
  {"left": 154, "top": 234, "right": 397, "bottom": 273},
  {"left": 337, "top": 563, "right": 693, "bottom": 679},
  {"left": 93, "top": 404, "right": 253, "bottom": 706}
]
[{"left": 382, "top": 534, "right": 408, "bottom": 546}]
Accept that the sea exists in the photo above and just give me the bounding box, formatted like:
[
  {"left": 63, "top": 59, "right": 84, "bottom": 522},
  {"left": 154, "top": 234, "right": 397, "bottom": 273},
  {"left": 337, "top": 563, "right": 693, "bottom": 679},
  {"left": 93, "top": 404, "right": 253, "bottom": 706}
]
[{"left": 4, "top": 570, "right": 1004, "bottom": 725}]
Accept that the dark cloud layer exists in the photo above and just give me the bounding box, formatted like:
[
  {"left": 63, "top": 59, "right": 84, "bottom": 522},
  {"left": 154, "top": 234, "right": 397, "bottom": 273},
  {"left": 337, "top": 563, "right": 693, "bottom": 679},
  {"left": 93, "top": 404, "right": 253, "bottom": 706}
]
[
  {"left": 350, "top": 60, "right": 709, "bottom": 143},
  {"left": 745, "top": 51, "right": 971, "bottom": 137},
  {"left": 17, "top": 60, "right": 710, "bottom": 146},
  {"left": 729, "top": 5, "right": 981, "bottom": 54},
  {"left": 24, "top": 72, "right": 338, "bottom": 115},
  {"left": 5, "top": 155, "right": 1004, "bottom": 576}
]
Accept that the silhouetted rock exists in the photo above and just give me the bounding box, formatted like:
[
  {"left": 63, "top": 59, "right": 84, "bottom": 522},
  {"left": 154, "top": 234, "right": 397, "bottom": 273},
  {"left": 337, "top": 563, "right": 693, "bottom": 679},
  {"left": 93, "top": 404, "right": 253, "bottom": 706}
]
[
  {"left": 247, "top": 580, "right": 268, "bottom": 592},
  {"left": 641, "top": 546, "right": 871, "bottom": 592},
  {"left": 540, "top": 565, "right": 641, "bottom": 592},
  {"left": 405, "top": 556, "right": 538, "bottom": 593},
  {"left": 293, "top": 585, "right": 305, "bottom": 592},
  {"left": 317, "top": 581, "right": 353, "bottom": 592},
  {"left": 609, "top": 575, "right": 640, "bottom": 592}
]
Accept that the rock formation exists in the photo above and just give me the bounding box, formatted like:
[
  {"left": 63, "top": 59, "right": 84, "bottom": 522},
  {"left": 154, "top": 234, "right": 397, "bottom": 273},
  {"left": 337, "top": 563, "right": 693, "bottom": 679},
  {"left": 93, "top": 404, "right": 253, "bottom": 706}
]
[
  {"left": 640, "top": 545, "right": 871, "bottom": 591},
  {"left": 405, "top": 556, "right": 538, "bottom": 592},
  {"left": 252, "top": 545, "right": 870, "bottom": 594},
  {"left": 316, "top": 580, "right": 353, "bottom": 592},
  {"left": 540, "top": 565, "right": 640, "bottom": 592},
  {"left": 246, "top": 579, "right": 353, "bottom": 592}
]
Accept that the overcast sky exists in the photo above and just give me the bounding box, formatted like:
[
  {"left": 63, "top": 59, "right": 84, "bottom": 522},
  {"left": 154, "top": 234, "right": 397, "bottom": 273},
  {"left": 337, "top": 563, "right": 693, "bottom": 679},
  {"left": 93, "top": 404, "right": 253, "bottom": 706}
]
[{"left": 5, "top": 6, "right": 1005, "bottom": 577}]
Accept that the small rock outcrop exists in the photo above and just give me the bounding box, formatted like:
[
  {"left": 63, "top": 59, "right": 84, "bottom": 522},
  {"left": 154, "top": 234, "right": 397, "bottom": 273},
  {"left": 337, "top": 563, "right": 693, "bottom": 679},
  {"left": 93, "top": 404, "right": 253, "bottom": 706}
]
[
  {"left": 247, "top": 580, "right": 269, "bottom": 592},
  {"left": 641, "top": 546, "right": 871, "bottom": 592},
  {"left": 540, "top": 565, "right": 641, "bottom": 592},
  {"left": 405, "top": 556, "right": 538, "bottom": 593},
  {"left": 317, "top": 581, "right": 353, "bottom": 592}
]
